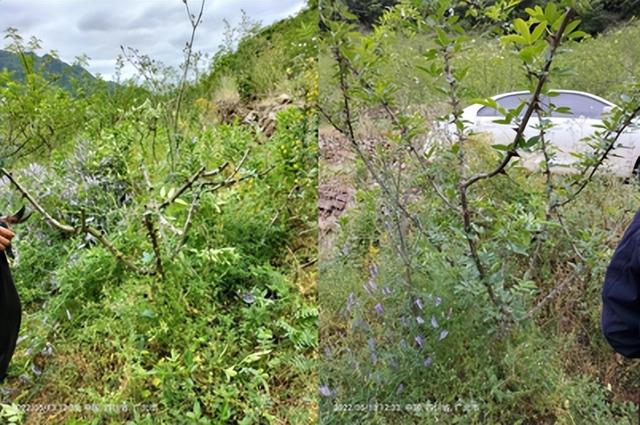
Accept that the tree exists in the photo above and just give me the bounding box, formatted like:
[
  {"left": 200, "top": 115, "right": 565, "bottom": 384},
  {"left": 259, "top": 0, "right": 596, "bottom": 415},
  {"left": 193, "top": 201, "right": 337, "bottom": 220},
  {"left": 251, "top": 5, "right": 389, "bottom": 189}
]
[{"left": 345, "top": 0, "right": 399, "bottom": 27}]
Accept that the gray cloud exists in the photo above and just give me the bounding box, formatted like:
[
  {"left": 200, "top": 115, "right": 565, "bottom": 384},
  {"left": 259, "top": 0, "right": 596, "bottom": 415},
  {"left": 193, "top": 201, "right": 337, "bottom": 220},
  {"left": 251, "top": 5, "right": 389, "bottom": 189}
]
[{"left": 0, "top": 0, "right": 307, "bottom": 80}]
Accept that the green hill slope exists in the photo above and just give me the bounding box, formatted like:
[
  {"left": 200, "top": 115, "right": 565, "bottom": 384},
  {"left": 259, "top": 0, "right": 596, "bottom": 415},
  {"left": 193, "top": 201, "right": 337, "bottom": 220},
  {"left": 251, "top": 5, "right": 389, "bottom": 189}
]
[{"left": 0, "top": 49, "right": 95, "bottom": 89}]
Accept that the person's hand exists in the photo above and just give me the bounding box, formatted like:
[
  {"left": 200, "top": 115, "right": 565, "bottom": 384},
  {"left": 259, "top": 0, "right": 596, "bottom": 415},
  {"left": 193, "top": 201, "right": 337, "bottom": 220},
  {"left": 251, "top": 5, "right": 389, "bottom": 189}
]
[{"left": 0, "top": 226, "right": 15, "bottom": 252}]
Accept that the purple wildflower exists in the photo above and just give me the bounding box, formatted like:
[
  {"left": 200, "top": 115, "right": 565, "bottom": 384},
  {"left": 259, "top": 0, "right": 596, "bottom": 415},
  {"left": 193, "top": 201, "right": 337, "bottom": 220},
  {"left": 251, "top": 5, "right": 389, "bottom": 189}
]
[
  {"left": 439, "top": 330, "right": 449, "bottom": 341},
  {"left": 374, "top": 303, "right": 384, "bottom": 315},
  {"left": 431, "top": 315, "right": 439, "bottom": 329},
  {"left": 435, "top": 296, "right": 443, "bottom": 307},
  {"left": 346, "top": 292, "right": 355, "bottom": 312},
  {"left": 415, "top": 335, "right": 425, "bottom": 349},
  {"left": 416, "top": 316, "right": 425, "bottom": 325},
  {"left": 31, "top": 364, "right": 42, "bottom": 376},
  {"left": 423, "top": 356, "right": 433, "bottom": 367},
  {"left": 415, "top": 298, "right": 424, "bottom": 310},
  {"left": 396, "top": 383, "right": 405, "bottom": 394},
  {"left": 324, "top": 347, "right": 333, "bottom": 358},
  {"left": 367, "top": 278, "right": 377, "bottom": 292},
  {"left": 240, "top": 293, "right": 255, "bottom": 304},
  {"left": 319, "top": 385, "right": 332, "bottom": 397},
  {"left": 382, "top": 287, "right": 392, "bottom": 296},
  {"left": 369, "top": 263, "right": 379, "bottom": 277},
  {"left": 368, "top": 337, "right": 376, "bottom": 351}
]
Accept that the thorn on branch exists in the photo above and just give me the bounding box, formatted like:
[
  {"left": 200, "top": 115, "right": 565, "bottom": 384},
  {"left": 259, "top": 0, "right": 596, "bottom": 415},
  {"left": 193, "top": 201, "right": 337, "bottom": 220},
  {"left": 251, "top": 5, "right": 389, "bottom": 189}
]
[{"left": 144, "top": 211, "right": 164, "bottom": 278}]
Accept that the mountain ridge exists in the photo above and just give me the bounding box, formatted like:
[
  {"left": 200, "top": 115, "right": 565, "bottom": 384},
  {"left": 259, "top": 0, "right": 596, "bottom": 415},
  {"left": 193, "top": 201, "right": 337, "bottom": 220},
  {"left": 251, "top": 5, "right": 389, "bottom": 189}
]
[{"left": 0, "top": 49, "right": 96, "bottom": 88}]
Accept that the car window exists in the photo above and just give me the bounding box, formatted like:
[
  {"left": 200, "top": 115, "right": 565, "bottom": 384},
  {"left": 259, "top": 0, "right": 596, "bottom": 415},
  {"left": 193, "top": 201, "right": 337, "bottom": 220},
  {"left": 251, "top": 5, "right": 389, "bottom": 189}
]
[
  {"left": 477, "top": 94, "right": 529, "bottom": 117},
  {"left": 546, "top": 93, "right": 608, "bottom": 119},
  {"left": 477, "top": 92, "right": 609, "bottom": 119}
]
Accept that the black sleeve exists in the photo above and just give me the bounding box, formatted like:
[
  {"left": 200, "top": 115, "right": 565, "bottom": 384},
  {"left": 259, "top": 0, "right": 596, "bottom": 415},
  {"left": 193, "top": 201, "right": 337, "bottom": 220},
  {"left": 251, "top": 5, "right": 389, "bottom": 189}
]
[{"left": 601, "top": 217, "right": 640, "bottom": 358}]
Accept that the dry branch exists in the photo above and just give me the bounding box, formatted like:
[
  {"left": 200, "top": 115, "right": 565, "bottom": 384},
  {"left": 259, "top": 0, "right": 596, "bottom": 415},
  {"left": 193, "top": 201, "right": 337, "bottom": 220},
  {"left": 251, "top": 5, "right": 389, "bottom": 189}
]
[{"left": 158, "top": 162, "right": 228, "bottom": 210}]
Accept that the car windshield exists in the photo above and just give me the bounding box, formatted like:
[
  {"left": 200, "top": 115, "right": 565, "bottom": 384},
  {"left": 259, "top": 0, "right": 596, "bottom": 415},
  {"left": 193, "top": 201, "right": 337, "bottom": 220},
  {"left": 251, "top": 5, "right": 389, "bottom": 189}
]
[{"left": 477, "top": 92, "right": 609, "bottom": 119}]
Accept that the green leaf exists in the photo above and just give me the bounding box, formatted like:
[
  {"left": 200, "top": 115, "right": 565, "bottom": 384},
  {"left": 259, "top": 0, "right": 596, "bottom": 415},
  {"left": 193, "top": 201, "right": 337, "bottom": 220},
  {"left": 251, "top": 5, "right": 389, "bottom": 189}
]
[
  {"left": 339, "top": 8, "right": 359, "bottom": 21},
  {"left": 519, "top": 46, "right": 536, "bottom": 63},
  {"left": 554, "top": 106, "right": 571, "bottom": 114},
  {"left": 501, "top": 34, "right": 528, "bottom": 45},
  {"left": 522, "top": 135, "right": 540, "bottom": 148},
  {"left": 564, "top": 19, "right": 582, "bottom": 36},
  {"left": 241, "top": 349, "right": 272, "bottom": 364},
  {"left": 424, "top": 48, "right": 438, "bottom": 61},
  {"left": 166, "top": 187, "right": 176, "bottom": 201},
  {"left": 513, "top": 18, "right": 531, "bottom": 43},
  {"left": 416, "top": 64, "right": 442, "bottom": 77},
  {"left": 567, "top": 31, "right": 589, "bottom": 40},
  {"left": 454, "top": 66, "right": 470, "bottom": 81},
  {"left": 435, "top": 27, "right": 449, "bottom": 46},
  {"left": 224, "top": 367, "right": 237, "bottom": 382},
  {"left": 471, "top": 97, "right": 498, "bottom": 109},
  {"left": 544, "top": 3, "right": 559, "bottom": 23},
  {"left": 530, "top": 22, "right": 547, "bottom": 42},
  {"left": 492, "top": 144, "right": 511, "bottom": 151}
]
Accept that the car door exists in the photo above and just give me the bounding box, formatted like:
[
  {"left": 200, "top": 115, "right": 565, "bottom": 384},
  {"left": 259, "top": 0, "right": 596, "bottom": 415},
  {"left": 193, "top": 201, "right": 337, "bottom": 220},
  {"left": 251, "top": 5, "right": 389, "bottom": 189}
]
[{"left": 545, "top": 93, "right": 620, "bottom": 174}]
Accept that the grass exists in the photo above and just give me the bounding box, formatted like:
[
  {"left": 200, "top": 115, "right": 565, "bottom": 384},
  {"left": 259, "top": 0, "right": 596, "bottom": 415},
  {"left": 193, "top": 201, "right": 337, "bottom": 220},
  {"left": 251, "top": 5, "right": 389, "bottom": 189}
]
[
  {"left": 320, "top": 172, "right": 640, "bottom": 424},
  {"left": 319, "top": 19, "right": 640, "bottom": 112}
]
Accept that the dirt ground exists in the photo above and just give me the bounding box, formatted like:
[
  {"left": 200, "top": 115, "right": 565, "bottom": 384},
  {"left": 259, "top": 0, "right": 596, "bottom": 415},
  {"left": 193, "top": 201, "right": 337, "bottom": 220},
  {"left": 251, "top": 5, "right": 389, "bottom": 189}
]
[{"left": 318, "top": 127, "right": 357, "bottom": 252}]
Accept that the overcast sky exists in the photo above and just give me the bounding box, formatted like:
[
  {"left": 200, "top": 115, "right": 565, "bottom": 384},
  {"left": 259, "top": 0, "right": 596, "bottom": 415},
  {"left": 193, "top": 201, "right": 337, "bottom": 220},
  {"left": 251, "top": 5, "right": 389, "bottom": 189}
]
[{"left": 0, "top": 0, "right": 306, "bottom": 80}]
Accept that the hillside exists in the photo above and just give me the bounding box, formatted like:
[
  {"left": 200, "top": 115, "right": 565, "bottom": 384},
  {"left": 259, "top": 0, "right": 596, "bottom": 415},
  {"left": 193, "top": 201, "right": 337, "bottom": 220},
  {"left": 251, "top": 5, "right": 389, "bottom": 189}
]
[
  {"left": 202, "top": 7, "right": 317, "bottom": 101},
  {"left": 0, "top": 4, "right": 317, "bottom": 424},
  {"left": 0, "top": 49, "right": 95, "bottom": 89}
]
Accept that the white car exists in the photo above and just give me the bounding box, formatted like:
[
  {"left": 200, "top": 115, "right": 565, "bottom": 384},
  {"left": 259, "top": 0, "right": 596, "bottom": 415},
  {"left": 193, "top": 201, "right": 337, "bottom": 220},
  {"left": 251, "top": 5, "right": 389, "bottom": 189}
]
[{"left": 440, "top": 89, "right": 640, "bottom": 178}]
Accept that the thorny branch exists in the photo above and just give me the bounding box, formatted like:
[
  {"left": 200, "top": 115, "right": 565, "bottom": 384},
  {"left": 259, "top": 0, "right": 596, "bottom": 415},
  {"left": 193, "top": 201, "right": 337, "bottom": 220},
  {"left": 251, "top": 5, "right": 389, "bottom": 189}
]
[
  {"left": 1, "top": 167, "right": 157, "bottom": 275},
  {"left": 144, "top": 211, "right": 164, "bottom": 277},
  {"left": 462, "top": 8, "right": 575, "bottom": 190},
  {"left": 342, "top": 59, "right": 460, "bottom": 213},
  {"left": 553, "top": 104, "right": 640, "bottom": 209},
  {"left": 158, "top": 161, "right": 229, "bottom": 210},
  {"left": 324, "top": 46, "right": 438, "bottom": 250},
  {"left": 439, "top": 42, "right": 511, "bottom": 322},
  {"left": 520, "top": 274, "right": 578, "bottom": 322},
  {"left": 438, "top": 8, "right": 576, "bottom": 326},
  {"left": 1, "top": 152, "right": 266, "bottom": 277}
]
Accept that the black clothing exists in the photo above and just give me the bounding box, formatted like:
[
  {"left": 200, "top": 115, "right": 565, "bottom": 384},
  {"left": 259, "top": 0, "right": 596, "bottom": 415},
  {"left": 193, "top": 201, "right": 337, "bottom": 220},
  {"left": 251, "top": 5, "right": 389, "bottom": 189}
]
[
  {"left": 0, "top": 237, "right": 21, "bottom": 381},
  {"left": 602, "top": 208, "right": 640, "bottom": 358}
]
